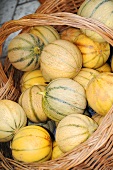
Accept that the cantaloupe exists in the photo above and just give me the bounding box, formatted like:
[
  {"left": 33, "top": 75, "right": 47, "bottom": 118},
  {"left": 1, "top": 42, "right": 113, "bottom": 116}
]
[
  {"left": 41, "top": 78, "right": 87, "bottom": 122},
  {"left": 0, "top": 100, "right": 27, "bottom": 142},
  {"left": 40, "top": 39, "right": 82, "bottom": 82},
  {"left": 20, "top": 69, "right": 47, "bottom": 92},
  {"left": 77, "top": 0, "right": 113, "bottom": 42},
  {"left": 86, "top": 72, "right": 113, "bottom": 116},
  {"left": 19, "top": 85, "right": 47, "bottom": 123},
  {"left": 73, "top": 68, "right": 99, "bottom": 90},
  {"left": 11, "top": 125, "right": 52, "bottom": 163},
  {"left": 29, "top": 25, "right": 60, "bottom": 45},
  {"left": 52, "top": 141, "right": 64, "bottom": 159},
  {"left": 56, "top": 114, "right": 98, "bottom": 153},
  {"left": 8, "top": 33, "right": 44, "bottom": 71}
]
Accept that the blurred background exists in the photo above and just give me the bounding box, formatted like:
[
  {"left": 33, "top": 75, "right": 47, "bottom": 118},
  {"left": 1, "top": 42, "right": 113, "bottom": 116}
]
[{"left": 0, "top": 0, "right": 42, "bottom": 59}]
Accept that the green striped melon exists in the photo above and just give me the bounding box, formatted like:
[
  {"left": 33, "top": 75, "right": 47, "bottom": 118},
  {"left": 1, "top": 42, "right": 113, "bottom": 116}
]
[
  {"left": 19, "top": 85, "right": 47, "bottom": 123},
  {"left": 41, "top": 78, "right": 87, "bottom": 122},
  {"left": 40, "top": 39, "right": 82, "bottom": 82},
  {"left": 0, "top": 100, "right": 27, "bottom": 142},
  {"left": 56, "top": 114, "right": 98, "bottom": 153},
  {"left": 86, "top": 72, "right": 113, "bottom": 116},
  {"left": 73, "top": 68, "right": 99, "bottom": 90},
  {"left": 20, "top": 69, "right": 48, "bottom": 92},
  {"left": 30, "top": 25, "right": 60, "bottom": 45},
  {"left": 11, "top": 125, "right": 52, "bottom": 163},
  {"left": 8, "top": 33, "right": 44, "bottom": 71},
  {"left": 77, "top": 0, "right": 113, "bottom": 42}
]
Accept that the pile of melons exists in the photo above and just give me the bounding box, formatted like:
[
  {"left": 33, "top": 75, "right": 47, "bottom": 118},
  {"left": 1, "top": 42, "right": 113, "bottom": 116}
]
[{"left": 1, "top": 0, "right": 113, "bottom": 163}]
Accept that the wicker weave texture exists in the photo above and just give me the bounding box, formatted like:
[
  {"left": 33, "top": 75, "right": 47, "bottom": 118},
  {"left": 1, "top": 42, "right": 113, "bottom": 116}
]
[{"left": 0, "top": 0, "right": 113, "bottom": 169}]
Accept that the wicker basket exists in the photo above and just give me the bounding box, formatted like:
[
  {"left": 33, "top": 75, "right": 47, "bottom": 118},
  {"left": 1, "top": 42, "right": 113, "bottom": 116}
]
[{"left": 0, "top": 0, "right": 113, "bottom": 169}]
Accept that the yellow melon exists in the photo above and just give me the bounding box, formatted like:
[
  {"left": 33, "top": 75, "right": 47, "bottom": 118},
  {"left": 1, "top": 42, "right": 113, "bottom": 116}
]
[
  {"left": 11, "top": 125, "right": 52, "bottom": 163},
  {"left": 20, "top": 69, "right": 47, "bottom": 92}
]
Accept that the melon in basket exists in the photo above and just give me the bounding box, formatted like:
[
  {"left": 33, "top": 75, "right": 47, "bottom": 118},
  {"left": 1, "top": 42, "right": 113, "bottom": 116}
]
[
  {"left": 0, "top": 100, "right": 27, "bottom": 142},
  {"left": 8, "top": 33, "right": 44, "bottom": 71},
  {"left": 73, "top": 68, "right": 99, "bottom": 90},
  {"left": 56, "top": 114, "right": 98, "bottom": 153},
  {"left": 20, "top": 69, "right": 48, "bottom": 92},
  {"left": 77, "top": 0, "right": 113, "bottom": 42},
  {"left": 86, "top": 72, "right": 113, "bottom": 116},
  {"left": 92, "top": 113, "right": 104, "bottom": 125},
  {"left": 18, "top": 85, "right": 47, "bottom": 123},
  {"left": 40, "top": 78, "right": 87, "bottom": 122},
  {"left": 11, "top": 125, "right": 52, "bottom": 163},
  {"left": 40, "top": 39, "right": 82, "bottom": 81},
  {"left": 29, "top": 25, "right": 60, "bottom": 45},
  {"left": 61, "top": 27, "right": 110, "bottom": 69},
  {"left": 51, "top": 141, "right": 64, "bottom": 160},
  {"left": 96, "top": 63, "right": 112, "bottom": 73}
]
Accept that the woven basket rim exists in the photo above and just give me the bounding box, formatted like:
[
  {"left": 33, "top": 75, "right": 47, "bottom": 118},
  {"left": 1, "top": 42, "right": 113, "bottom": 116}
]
[{"left": 0, "top": 0, "right": 113, "bottom": 169}]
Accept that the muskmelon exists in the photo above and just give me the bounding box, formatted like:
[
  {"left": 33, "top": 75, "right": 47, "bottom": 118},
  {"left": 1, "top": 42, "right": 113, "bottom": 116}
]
[
  {"left": 73, "top": 68, "right": 99, "bottom": 90},
  {"left": 20, "top": 69, "right": 47, "bottom": 92},
  {"left": 86, "top": 72, "right": 113, "bottom": 116},
  {"left": 52, "top": 141, "right": 64, "bottom": 160},
  {"left": 29, "top": 25, "right": 60, "bottom": 45},
  {"left": 56, "top": 114, "right": 98, "bottom": 153},
  {"left": 11, "top": 125, "right": 52, "bottom": 163},
  {"left": 0, "top": 100, "right": 27, "bottom": 142},
  {"left": 40, "top": 39, "right": 82, "bottom": 82},
  {"left": 77, "top": 0, "right": 113, "bottom": 42},
  {"left": 8, "top": 33, "right": 44, "bottom": 71},
  {"left": 19, "top": 85, "right": 47, "bottom": 123},
  {"left": 41, "top": 78, "right": 87, "bottom": 122}
]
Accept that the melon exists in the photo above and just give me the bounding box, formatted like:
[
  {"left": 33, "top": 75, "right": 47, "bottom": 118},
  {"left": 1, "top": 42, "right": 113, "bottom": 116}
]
[
  {"left": 73, "top": 68, "right": 99, "bottom": 90},
  {"left": 20, "top": 69, "right": 47, "bottom": 92},
  {"left": 56, "top": 114, "right": 98, "bottom": 153},
  {"left": 61, "top": 27, "right": 82, "bottom": 43},
  {"left": 86, "top": 72, "right": 113, "bottom": 116},
  {"left": 73, "top": 34, "right": 110, "bottom": 69},
  {"left": 41, "top": 78, "right": 87, "bottom": 122},
  {"left": 77, "top": 0, "right": 113, "bottom": 42},
  {"left": 52, "top": 141, "right": 64, "bottom": 160},
  {"left": 96, "top": 63, "right": 112, "bottom": 73},
  {"left": 11, "top": 125, "right": 52, "bottom": 163},
  {"left": 40, "top": 39, "right": 82, "bottom": 82},
  {"left": 19, "top": 85, "right": 47, "bottom": 123},
  {"left": 8, "top": 33, "right": 44, "bottom": 71},
  {"left": 29, "top": 25, "right": 60, "bottom": 45},
  {"left": 0, "top": 100, "right": 27, "bottom": 142}
]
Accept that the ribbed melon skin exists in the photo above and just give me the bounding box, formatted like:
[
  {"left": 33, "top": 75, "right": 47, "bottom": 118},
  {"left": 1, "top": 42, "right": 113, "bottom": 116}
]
[
  {"left": 30, "top": 25, "right": 60, "bottom": 45},
  {"left": 40, "top": 39, "right": 82, "bottom": 82},
  {"left": 11, "top": 125, "right": 52, "bottom": 163},
  {"left": 0, "top": 100, "right": 27, "bottom": 142},
  {"left": 86, "top": 72, "right": 113, "bottom": 116},
  {"left": 74, "top": 34, "right": 110, "bottom": 69},
  {"left": 8, "top": 33, "right": 44, "bottom": 71},
  {"left": 20, "top": 69, "right": 47, "bottom": 92},
  {"left": 78, "top": 0, "right": 113, "bottom": 42},
  {"left": 73, "top": 68, "right": 99, "bottom": 90},
  {"left": 19, "top": 85, "right": 47, "bottom": 123},
  {"left": 96, "top": 63, "right": 112, "bottom": 73},
  {"left": 56, "top": 114, "right": 98, "bottom": 153},
  {"left": 52, "top": 141, "right": 64, "bottom": 160},
  {"left": 42, "top": 78, "right": 87, "bottom": 122}
]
